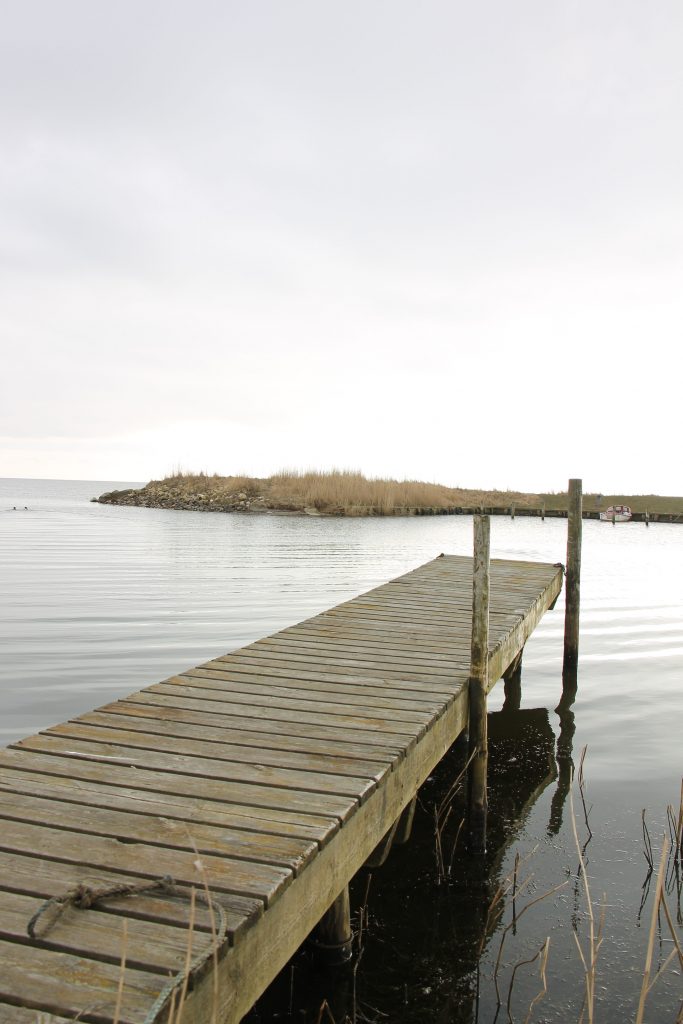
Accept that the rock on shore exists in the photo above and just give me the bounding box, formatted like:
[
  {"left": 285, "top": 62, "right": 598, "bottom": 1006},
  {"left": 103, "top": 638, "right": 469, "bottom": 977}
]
[{"left": 95, "top": 481, "right": 273, "bottom": 514}]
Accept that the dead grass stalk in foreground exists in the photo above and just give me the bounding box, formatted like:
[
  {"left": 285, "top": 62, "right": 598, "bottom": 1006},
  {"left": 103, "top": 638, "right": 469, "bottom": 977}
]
[
  {"left": 570, "top": 779, "right": 605, "bottom": 1024},
  {"left": 113, "top": 920, "right": 128, "bottom": 1024},
  {"left": 636, "top": 836, "right": 683, "bottom": 1024},
  {"left": 432, "top": 751, "right": 473, "bottom": 884}
]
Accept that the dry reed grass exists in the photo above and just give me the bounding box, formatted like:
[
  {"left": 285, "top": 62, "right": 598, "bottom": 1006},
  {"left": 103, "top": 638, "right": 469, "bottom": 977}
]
[
  {"left": 432, "top": 751, "right": 472, "bottom": 884},
  {"left": 160, "top": 468, "right": 540, "bottom": 514}
]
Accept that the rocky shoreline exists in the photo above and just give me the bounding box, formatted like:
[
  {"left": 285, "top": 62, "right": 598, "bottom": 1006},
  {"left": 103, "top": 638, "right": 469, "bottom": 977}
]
[{"left": 96, "top": 484, "right": 286, "bottom": 515}]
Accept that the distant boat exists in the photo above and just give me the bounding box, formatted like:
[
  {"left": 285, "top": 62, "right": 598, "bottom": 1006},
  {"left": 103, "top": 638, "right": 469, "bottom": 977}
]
[{"left": 600, "top": 504, "right": 632, "bottom": 523}]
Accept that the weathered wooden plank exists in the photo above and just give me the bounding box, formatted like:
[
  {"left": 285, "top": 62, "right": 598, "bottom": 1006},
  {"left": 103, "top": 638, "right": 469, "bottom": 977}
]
[
  {"left": 0, "top": 848, "right": 260, "bottom": 940},
  {"left": 225, "top": 646, "right": 460, "bottom": 679},
  {"left": 183, "top": 667, "right": 449, "bottom": 708},
  {"left": 254, "top": 633, "right": 465, "bottom": 664},
  {"left": 78, "top": 707, "right": 405, "bottom": 764},
  {"left": 122, "top": 691, "right": 420, "bottom": 747},
  {"left": 13, "top": 734, "right": 378, "bottom": 804},
  {"left": 293, "top": 611, "right": 489, "bottom": 638},
  {"left": 0, "top": 766, "right": 333, "bottom": 848},
  {"left": 145, "top": 681, "right": 436, "bottom": 729},
  {"left": 0, "top": 1005, "right": 74, "bottom": 1023},
  {"left": 0, "top": 939, "right": 165, "bottom": 1024},
  {"left": 0, "top": 892, "right": 191, "bottom": 974},
  {"left": 278, "top": 624, "right": 477, "bottom": 656},
  {"left": 211, "top": 657, "right": 461, "bottom": 693},
  {"left": 0, "top": 789, "right": 318, "bottom": 875},
  {"left": 0, "top": 749, "right": 346, "bottom": 840},
  {"left": 317, "top": 605, "right": 520, "bottom": 630},
  {"left": 45, "top": 721, "right": 392, "bottom": 785},
  {"left": 0, "top": 818, "right": 290, "bottom": 906}
]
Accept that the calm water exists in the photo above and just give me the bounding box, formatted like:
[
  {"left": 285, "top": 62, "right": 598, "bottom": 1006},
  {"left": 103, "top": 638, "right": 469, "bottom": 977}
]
[{"left": 1, "top": 478, "right": 681, "bottom": 1022}]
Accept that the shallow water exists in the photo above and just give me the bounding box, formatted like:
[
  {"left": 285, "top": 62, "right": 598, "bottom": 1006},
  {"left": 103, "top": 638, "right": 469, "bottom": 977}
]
[{"left": 1, "top": 478, "right": 681, "bottom": 1021}]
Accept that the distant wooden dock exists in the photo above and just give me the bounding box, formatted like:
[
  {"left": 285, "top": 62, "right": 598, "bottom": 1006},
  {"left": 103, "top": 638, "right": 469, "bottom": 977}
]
[{"left": 0, "top": 553, "right": 563, "bottom": 1023}]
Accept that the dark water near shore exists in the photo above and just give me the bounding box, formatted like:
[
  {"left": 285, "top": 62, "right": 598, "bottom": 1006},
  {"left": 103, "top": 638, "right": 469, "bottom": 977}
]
[{"left": 1, "top": 478, "right": 681, "bottom": 1022}]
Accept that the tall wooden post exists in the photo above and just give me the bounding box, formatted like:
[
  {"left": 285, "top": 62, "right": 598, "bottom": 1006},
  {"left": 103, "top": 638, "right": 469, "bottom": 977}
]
[
  {"left": 310, "top": 886, "right": 353, "bottom": 965},
  {"left": 468, "top": 514, "right": 490, "bottom": 854},
  {"left": 562, "top": 479, "right": 582, "bottom": 692}
]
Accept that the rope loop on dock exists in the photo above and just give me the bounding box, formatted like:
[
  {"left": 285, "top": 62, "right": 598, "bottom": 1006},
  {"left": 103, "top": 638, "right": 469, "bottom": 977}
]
[
  {"left": 27, "top": 875, "right": 177, "bottom": 939},
  {"left": 27, "top": 873, "right": 229, "bottom": 1022}
]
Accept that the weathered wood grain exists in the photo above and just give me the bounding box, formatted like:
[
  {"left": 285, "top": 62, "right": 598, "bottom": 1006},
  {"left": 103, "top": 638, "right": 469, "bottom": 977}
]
[
  {"left": 44, "top": 720, "right": 392, "bottom": 785},
  {"left": 0, "top": 789, "right": 318, "bottom": 874},
  {"left": 468, "top": 516, "right": 490, "bottom": 853},
  {"left": 0, "top": 939, "right": 165, "bottom": 1024},
  {"left": 0, "top": 818, "right": 291, "bottom": 906},
  {"left": 12, "top": 733, "right": 378, "bottom": 803},
  {"left": 0, "top": 848, "right": 258, "bottom": 938},
  {"left": 0, "top": 749, "right": 345, "bottom": 841},
  {"left": 0, "top": 891, "right": 191, "bottom": 973},
  {"left": 0, "top": 1005, "right": 74, "bottom": 1023},
  {"left": 74, "top": 707, "right": 405, "bottom": 764},
  {"left": 0, "top": 766, "right": 332, "bottom": 847}
]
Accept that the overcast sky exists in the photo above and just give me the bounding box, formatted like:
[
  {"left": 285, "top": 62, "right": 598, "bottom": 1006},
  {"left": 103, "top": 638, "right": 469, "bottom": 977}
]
[{"left": 1, "top": 1, "right": 681, "bottom": 493}]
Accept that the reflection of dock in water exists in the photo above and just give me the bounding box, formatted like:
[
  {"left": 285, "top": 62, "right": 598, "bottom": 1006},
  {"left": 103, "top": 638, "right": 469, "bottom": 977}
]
[
  {"left": 249, "top": 704, "right": 565, "bottom": 1024},
  {"left": 410, "top": 706, "right": 565, "bottom": 1024},
  {"left": 488, "top": 706, "right": 558, "bottom": 855}
]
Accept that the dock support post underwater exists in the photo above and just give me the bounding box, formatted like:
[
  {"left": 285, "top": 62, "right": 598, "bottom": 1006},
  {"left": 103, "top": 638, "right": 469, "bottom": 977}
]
[
  {"left": 310, "top": 886, "right": 353, "bottom": 966},
  {"left": 468, "top": 514, "right": 490, "bottom": 854},
  {"left": 503, "top": 650, "right": 523, "bottom": 712},
  {"left": 395, "top": 797, "right": 417, "bottom": 845},
  {"left": 562, "top": 478, "right": 582, "bottom": 694}
]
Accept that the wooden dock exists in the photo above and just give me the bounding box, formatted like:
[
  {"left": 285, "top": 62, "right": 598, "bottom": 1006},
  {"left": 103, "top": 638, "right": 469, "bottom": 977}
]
[{"left": 0, "top": 553, "right": 563, "bottom": 1024}]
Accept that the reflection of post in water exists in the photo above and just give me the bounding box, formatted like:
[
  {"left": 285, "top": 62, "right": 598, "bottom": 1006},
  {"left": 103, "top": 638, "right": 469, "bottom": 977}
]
[
  {"left": 502, "top": 650, "right": 523, "bottom": 713},
  {"left": 548, "top": 688, "right": 577, "bottom": 835},
  {"left": 488, "top": 706, "right": 558, "bottom": 852}
]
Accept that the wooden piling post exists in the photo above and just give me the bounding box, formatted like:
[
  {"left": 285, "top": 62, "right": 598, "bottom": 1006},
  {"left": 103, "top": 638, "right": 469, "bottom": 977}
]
[
  {"left": 310, "top": 886, "right": 353, "bottom": 965},
  {"left": 395, "top": 797, "right": 417, "bottom": 845},
  {"left": 562, "top": 479, "right": 582, "bottom": 692},
  {"left": 468, "top": 514, "right": 490, "bottom": 854},
  {"left": 541, "top": 502, "right": 545, "bottom": 521}
]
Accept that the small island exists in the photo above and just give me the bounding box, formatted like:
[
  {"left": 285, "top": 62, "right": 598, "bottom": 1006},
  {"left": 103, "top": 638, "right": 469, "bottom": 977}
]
[{"left": 95, "top": 470, "right": 683, "bottom": 522}]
